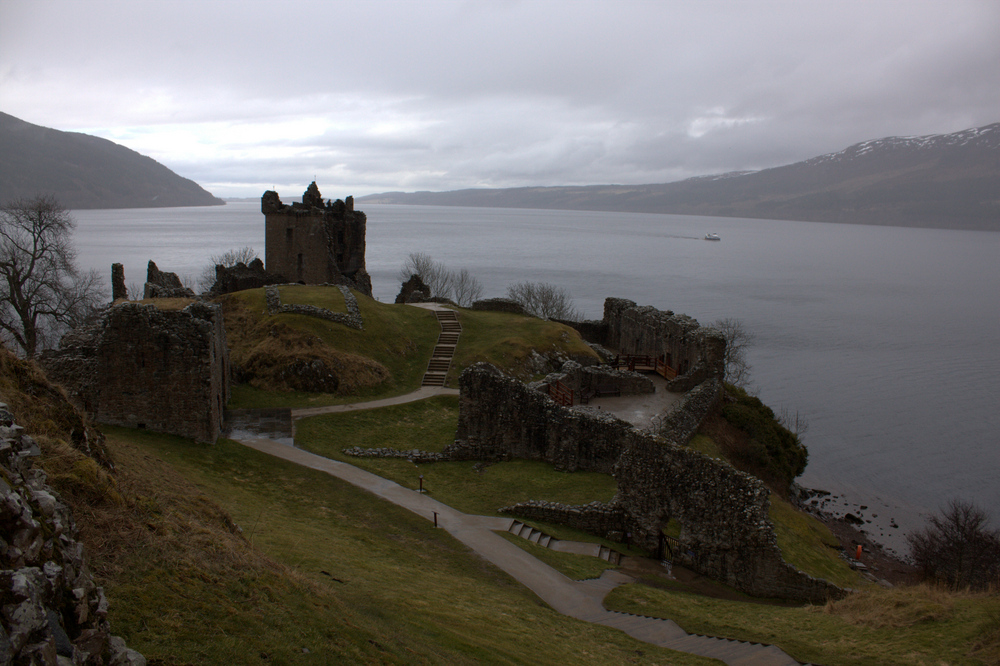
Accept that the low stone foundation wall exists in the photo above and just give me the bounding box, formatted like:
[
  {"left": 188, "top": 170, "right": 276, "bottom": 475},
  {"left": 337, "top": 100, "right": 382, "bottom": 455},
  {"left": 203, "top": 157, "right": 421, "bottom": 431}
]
[
  {"left": 342, "top": 446, "right": 450, "bottom": 464},
  {"left": 498, "top": 500, "right": 627, "bottom": 539},
  {"left": 265, "top": 284, "right": 363, "bottom": 330}
]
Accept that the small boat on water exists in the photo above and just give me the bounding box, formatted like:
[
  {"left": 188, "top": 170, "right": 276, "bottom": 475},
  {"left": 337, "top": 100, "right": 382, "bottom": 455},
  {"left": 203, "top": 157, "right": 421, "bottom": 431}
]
[{"left": 704, "top": 233, "right": 721, "bottom": 241}]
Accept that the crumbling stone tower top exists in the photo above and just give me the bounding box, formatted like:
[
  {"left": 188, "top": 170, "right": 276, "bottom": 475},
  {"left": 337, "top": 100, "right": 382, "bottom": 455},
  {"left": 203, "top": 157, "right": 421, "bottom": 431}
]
[{"left": 262, "top": 182, "right": 372, "bottom": 295}]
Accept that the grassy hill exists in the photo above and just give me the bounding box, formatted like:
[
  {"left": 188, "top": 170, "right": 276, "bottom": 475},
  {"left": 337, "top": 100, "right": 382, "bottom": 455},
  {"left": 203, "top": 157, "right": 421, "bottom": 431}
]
[{"left": 220, "top": 286, "right": 597, "bottom": 408}]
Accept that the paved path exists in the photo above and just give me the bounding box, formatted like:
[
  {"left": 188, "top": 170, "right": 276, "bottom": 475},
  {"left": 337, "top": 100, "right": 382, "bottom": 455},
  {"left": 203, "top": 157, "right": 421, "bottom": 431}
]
[{"left": 234, "top": 430, "right": 803, "bottom": 665}]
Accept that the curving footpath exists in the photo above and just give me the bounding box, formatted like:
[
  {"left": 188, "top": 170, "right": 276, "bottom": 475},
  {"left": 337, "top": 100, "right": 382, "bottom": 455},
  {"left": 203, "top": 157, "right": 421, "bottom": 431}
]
[{"left": 234, "top": 423, "right": 803, "bottom": 665}]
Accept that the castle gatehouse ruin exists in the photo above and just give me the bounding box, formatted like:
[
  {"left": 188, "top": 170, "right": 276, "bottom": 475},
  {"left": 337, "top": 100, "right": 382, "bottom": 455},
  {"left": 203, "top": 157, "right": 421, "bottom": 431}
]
[{"left": 262, "top": 182, "right": 372, "bottom": 296}]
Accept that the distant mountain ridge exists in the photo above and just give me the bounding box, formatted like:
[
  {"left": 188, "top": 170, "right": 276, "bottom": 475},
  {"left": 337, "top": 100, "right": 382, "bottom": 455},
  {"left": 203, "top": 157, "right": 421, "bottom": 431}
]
[
  {"left": 0, "top": 112, "right": 223, "bottom": 209},
  {"left": 361, "top": 123, "right": 1000, "bottom": 231}
]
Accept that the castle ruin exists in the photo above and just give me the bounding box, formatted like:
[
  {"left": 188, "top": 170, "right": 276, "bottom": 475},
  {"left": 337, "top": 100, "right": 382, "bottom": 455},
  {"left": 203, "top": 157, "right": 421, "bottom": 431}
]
[{"left": 262, "top": 182, "right": 372, "bottom": 296}]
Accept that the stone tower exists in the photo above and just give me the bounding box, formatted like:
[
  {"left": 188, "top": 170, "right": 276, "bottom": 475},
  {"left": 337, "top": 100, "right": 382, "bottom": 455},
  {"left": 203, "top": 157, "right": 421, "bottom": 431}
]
[{"left": 261, "top": 182, "right": 372, "bottom": 295}]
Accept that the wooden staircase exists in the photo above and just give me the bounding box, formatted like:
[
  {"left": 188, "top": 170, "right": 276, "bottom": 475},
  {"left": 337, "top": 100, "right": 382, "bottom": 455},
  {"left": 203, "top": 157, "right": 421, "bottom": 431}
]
[{"left": 421, "top": 309, "right": 461, "bottom": 387}]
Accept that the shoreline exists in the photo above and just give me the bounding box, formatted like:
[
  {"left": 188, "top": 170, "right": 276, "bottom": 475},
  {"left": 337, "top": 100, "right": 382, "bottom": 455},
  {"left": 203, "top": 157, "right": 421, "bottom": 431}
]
[{"left": 793, "top": 485, "right": 920, "bottom": 587}]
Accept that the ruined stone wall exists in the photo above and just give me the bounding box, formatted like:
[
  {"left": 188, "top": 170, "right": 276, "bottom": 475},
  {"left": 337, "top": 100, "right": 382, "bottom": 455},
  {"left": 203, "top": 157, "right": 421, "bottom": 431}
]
[
  {"left": 262, "top": 183, "right": 371, "bottom": 296},
  {"left": 530, "top": 360, "right": 654, "bottom": 398},
  {"left": 602, "top": 298, "right": 725, "bottom": 391},
  {"left": 0, "top": 405, "right": 144, "bottom": 664},
  {"left": 613, "top": 436, "right": 841, "bottom": 603},
  {"left": 446, "top": 363, "right": 635, "bottom": 474},
  {"left": 210, "top": 258, "right": 284, "bottom": 296},
  {"left": 41, "top": 302, "right": 230, "bottom": 443},
  {"left": 652, "top": 378, "right": 724, "bottom": 444}
]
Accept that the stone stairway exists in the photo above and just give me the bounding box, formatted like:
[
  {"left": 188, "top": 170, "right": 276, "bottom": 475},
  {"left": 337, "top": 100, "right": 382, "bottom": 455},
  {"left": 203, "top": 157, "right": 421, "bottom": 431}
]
[
  {"left": 507, "top": 520, "right": 624, "bottom": 565},
  {"left": 421, "top": 309, "right": 461, "bottom": 387}
]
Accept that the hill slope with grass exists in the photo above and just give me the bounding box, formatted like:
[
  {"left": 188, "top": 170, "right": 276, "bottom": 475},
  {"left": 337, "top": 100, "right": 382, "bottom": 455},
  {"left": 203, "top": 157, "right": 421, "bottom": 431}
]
[{"left": 220, "top": 285, "right": 597, "bottom": 408}]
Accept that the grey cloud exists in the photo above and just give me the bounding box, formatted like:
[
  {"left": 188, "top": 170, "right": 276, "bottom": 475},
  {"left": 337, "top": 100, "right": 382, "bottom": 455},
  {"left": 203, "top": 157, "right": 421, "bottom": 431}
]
[{"left": 2, "top": 0, "right": 998, "bottom": 196}]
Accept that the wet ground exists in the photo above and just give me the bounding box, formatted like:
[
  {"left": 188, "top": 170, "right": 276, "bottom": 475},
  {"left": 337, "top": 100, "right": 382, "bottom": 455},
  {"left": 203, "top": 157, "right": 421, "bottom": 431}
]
[{"left": 579, "top": 374, "right": 684, "bottom": 431}]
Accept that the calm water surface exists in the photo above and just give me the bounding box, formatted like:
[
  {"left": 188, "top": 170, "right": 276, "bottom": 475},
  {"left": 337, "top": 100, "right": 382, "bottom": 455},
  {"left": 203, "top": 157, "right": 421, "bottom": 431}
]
[{"left": 73, "top": 201, "right": 1000, "bottom": 553}]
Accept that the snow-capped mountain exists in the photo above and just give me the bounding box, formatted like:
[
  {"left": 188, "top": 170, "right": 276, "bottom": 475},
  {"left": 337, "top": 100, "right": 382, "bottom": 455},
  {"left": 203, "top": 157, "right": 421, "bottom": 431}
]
[{"left": 362, "top": 124, "right": 1000, "bottom": 231}]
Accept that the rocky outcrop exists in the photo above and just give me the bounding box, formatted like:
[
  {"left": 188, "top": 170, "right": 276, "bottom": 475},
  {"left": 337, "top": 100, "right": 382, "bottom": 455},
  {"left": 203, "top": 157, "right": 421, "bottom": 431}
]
[
  {"left": 142, "top": 261, "right": 194, "bottom": 300},
  {"left": 0, "top": 405, "right": 144, "bottom": 665},
  {"left": 395, "top": 275, "right": 431, "bottom": 304}
]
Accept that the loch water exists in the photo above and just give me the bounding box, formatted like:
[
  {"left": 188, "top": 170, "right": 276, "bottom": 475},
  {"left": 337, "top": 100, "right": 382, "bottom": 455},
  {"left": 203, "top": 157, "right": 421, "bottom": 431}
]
[{"left": 72, "top": 201, "right": 1000, "bottom": 554}]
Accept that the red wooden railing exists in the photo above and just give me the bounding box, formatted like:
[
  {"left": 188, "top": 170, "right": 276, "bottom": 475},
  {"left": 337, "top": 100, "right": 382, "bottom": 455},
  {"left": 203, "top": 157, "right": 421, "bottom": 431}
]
[{"left": 549, "top": 380, "right": 574, "bottom": 407}]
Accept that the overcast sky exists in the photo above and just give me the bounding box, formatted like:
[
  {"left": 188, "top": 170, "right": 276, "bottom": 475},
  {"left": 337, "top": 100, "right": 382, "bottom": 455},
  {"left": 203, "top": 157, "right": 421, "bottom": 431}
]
[{"left": 2, "top": 0, "right": 998, "bottom": 198}]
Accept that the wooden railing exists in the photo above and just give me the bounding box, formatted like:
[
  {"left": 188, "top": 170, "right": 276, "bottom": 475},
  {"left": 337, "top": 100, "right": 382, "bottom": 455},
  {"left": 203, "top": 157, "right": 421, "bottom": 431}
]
[
  {"left": 612, "top": 354, "right": 678, "bottom": 379},
  {"left": 549, "top": 380, "right": 573, "bottom": 407}
]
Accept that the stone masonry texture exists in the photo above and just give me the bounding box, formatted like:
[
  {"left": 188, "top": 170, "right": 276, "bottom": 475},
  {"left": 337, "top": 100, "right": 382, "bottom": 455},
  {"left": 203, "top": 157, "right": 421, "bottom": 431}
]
[{"left": 40, "top": 301, "right": 230, "bottom": 443}]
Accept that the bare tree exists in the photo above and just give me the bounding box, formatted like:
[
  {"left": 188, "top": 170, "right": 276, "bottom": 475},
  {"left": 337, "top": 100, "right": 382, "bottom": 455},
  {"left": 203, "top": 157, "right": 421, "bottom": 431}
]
[
  {"left": 712, "top": 317, "right": 756, "bottom": 387},
  {"left": 127, "top": 281, "right": 144, "bottom": 301},
  {"left": 449, "top": 268, "right": 483, "bottom": 307},
  {"left": 0, "top": 196, "right": 104, "bottom": 357},
  {"left": 505, "top": 281, "right": 582, "bottom": 321},
  {"left": 907, "top": 500, "right": 1000, "bottom": 590},
  {"left": 397, "top": 252, "right": 453, "bottom": 301},
  {"left": 778, "top": 407, "right": 810, "bottom": 438},
  {"left": 198, "top": 246, "right": 259, "bottom": 292}
]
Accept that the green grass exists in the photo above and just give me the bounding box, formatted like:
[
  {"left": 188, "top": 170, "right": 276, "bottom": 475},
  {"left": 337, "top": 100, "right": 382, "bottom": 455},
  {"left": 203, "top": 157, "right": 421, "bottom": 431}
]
[
  {"left": 294, "top": 397, "right": 619, "bottom": 517},
  {"left": 604, "top": 583, "right": 1000, "bottom": 665},
  {"left": 96, "top": 425, "right": 718, "bottom": 665},
  {"left": 276, "top": 284, "right": 346, "bottom": 310},
  {"left": 769, "top": 493, "right": 863, "bottom": 589},
  {"left": 449, "top": 309, "right": 598, "bottom": 386},
  {"left": 222, "top": 287, "right": 439, "bottom": 408}
]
